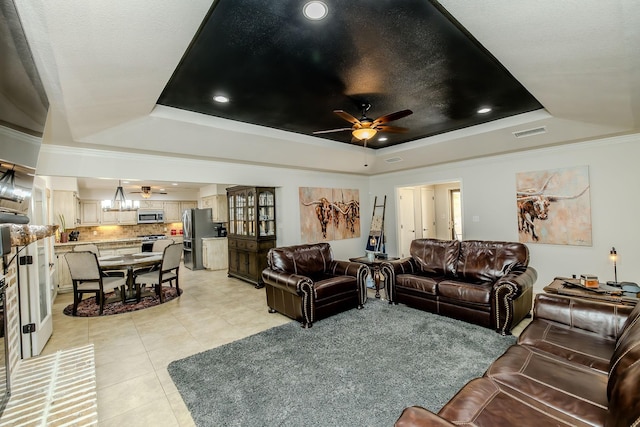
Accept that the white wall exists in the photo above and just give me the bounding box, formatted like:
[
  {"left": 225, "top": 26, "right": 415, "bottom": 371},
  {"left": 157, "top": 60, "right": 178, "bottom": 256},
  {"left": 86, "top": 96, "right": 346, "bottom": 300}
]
[
  {"left": 37, "top": 145, "right": 369, "bottom": 260},
  {"left": 370, "top": 135, "right": 640, "bottom": 292}
]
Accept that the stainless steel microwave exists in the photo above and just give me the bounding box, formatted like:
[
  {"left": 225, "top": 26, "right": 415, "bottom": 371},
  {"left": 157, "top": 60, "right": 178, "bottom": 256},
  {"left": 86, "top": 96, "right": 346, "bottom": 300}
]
[{"left": 137, "top": 210, "right": 164, "bottom": 223}]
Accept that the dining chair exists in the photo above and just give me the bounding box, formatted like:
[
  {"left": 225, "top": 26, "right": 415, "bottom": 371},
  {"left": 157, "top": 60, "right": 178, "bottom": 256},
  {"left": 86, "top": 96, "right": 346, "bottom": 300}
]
[
  {"left": 65, "top": 251, "right": 127, "bottom": 315},
  {"left": 74, "top": 243, "right": 125, "bottom": 278},
  {"left": 151, "top": 238, "right": 174, "bottom": 253},
  {"left": 134, "top": 243, "right": 182, "bottom": 302}
]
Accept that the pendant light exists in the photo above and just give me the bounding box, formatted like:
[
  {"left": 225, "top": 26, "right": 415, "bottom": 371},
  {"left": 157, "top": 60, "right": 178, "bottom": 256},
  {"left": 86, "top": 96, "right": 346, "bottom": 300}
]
[{"left": 112, "top": 180, "right": 127, "bottom": 210}]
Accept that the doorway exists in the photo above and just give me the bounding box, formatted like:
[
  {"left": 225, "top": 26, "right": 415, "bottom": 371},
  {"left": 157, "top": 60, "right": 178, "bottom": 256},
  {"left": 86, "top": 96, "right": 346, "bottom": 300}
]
[
  {"left": 397, "top": 181, "right": 462, "bottom": 257},
  {"left": 19, "top": 180, "right": 53, "bottom": 357}
]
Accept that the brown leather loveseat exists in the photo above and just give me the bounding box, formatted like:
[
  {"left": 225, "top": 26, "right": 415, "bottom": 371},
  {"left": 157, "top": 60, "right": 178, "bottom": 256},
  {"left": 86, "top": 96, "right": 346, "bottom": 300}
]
[
  {"left": 394, "top": 293, "right": 640, "bottom": 426},
  {"left": 381, "top": 239, "right": 537, "bottom": 335},
  {"left": 261, "top": 243, "right": 367, "bottom": 328}
]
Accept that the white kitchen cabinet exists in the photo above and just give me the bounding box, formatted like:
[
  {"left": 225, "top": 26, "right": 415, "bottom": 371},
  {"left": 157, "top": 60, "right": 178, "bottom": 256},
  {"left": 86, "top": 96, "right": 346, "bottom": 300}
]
[
  {"left": 81, "top": 201, "right": 101, "bottom": 225},
  {"left": 202, "top": 237, "right": 228, "bottom": 270},
  {"left": 118, "top": 209, "right": 137, "bottom": 225},
  {"left": 201, "top": 195, "right": 228, "bottom": 221},
  {"left": 139, "top": 200, "right": 164, "bottom": 209},
  {"left": 164, "top": 201, "right": 181, "bottom": 222},
  {"left": 181, "top": 201, "right": 197, "bottom": 212},
  {"left": 55, "top": 253, "right": 72, "bottom": 292},
  {"left": 54, "top": 190, "right": 80, "bottom": 229}
]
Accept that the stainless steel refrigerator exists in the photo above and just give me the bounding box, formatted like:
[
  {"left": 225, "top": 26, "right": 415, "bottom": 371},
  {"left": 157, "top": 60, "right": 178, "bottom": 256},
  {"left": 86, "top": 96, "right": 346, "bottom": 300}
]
[{"left": 182, "top": 208, "right": 217, "bottom": 270}]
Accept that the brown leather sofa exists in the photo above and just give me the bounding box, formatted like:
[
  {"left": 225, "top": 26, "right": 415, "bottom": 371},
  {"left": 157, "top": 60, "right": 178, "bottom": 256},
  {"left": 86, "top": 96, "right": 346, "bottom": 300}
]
[
  {"left": 381, "top": 239, "right": 537, "bottom": 334},
  {"left": 261, "top": 243, "right": 367, "bottom": 328},
  {"left": 394, "top": 293, "right": 640, "bottom": 427}
]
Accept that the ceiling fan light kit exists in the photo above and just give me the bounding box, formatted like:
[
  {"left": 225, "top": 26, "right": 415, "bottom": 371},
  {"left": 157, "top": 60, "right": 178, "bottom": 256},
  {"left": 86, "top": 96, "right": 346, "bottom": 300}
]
[{"left": 314, "top": 102, "right": 413, "bottom": 145}]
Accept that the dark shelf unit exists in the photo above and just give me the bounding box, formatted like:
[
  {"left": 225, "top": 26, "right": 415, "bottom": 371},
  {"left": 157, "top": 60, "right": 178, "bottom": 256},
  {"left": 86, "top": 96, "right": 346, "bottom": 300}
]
[{"left": 226, "top": 186, "right": 276, "bottom": 287}]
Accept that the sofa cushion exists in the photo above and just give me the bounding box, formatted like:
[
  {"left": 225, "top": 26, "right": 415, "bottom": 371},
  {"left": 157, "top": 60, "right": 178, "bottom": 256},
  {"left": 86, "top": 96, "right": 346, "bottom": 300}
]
[
  {"left": 410, "top": 239, "right": 459, "bottom": 277},
  {"left": 457, "top": 240, "right": 528, "bottom": 283},
  {"left": 268, "top": 243, "right": 333, "bottom": 276},
  {"left": 436, "top": 376, "right": 591, "bottom": 426},
  {"left": 485, "top": 344, "right": 608, "bottom": 426},
  {"left": 395, "top": 274, "right": 441, "bottom": 295},
  {"left": 438, "top": 279, "right": 492, "bottom": 305},
  {"left": 517, "top": 319, "right": 615, "bottom": 373},
  {"left": 314, "top": 275, "right": 357, "bottom": 300}
]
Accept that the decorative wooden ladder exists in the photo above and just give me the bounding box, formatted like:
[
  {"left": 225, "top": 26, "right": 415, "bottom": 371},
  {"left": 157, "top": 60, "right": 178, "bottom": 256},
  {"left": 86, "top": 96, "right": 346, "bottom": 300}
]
[{"left": 366, "top": 195, "right": 386, "bottom": 254}]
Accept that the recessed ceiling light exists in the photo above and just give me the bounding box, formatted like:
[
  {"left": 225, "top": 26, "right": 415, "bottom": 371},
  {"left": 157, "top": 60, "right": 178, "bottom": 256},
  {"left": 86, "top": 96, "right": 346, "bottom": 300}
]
[
  {"left": 172, "top": 183, "right": 178, "bottom": 186},
  {"left": 303, "top": 1, "right": 328, "bottom": 20},
  {"left": 213, "top": 95, "right": 229, "bottom": 103},
  {"left": 477, "top": 107, "right": 492, "bottom": 114},
  {"left": 378, "top": 137, "right": 388, "bottom": 142}
]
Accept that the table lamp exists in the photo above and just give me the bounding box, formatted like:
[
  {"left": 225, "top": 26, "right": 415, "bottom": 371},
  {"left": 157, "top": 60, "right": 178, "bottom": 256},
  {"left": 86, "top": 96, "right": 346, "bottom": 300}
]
[{"left": 606, "top": 247, "right": 639, "bottom": 290}]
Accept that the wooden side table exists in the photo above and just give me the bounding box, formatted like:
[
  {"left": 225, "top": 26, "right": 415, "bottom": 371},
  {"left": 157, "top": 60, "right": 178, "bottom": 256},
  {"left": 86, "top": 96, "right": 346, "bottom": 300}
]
[
  {"left": 543, "top": 277, "right": 638, "bottom": 306},
  {"left": 349, "top": 256, "right": 399, "bottom": 299}
]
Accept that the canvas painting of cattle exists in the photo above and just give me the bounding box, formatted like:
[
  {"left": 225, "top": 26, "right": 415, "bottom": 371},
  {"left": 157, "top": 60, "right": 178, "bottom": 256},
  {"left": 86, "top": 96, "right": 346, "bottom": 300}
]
[
  {"left": 516, "top": 166, "right": 592, "bottom": 246},
  {"left": 299, "top": 187, "right": 360, "bottom": 242}
]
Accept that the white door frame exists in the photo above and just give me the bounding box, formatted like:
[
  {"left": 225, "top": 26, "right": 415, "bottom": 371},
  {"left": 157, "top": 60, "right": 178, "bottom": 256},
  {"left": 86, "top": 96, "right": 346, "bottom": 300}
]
[{"left": 19, "top": 181, "right": 53, "bottom": 358}]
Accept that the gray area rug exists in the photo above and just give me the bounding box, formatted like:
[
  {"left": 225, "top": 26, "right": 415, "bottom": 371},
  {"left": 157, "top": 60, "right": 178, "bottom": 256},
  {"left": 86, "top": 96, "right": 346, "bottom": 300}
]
[{"left": 168, "top": 299, "right": 516, "bottom": 426}]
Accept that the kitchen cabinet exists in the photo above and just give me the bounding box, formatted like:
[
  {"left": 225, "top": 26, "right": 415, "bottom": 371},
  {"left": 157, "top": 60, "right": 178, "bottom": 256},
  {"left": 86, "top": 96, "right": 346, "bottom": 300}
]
[
  {"left": 226, "top": 186, "right": 276, "bottom": 287},
  {"left": 164, "top": 202, "right": 181, "bottom": 222},
  {"left": 53, "top": 190, "right": 80, "bottom": 229},
  {"left": 201, "top": 195, "right": 228, "bottom": 221},
  {"left": 163, "top": 201, "right": 197, "bottom": 222},
  {"left": 181, "top": 201, "right": 197, "bottom": 212},
  {"left": 202, "top": 237, "right": 229, "bottom": 270},
  {"left": 138, "top": 200, "right": 164, "bottom": 209},
  {"left": 102, "top": 208, "right": 137, "bottom": 225},
  {"left": 81, "top": 201, "right": 101, "bottom": 225},
  {"left": 84, "top": 200, "right": 137, "bottom": 225}
]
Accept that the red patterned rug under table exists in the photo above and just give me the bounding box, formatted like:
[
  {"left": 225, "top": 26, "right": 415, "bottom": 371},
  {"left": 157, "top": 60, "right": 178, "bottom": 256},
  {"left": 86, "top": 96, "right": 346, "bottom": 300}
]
[{"left": 63, "top": 286, "right": 183, "bottom": 317}]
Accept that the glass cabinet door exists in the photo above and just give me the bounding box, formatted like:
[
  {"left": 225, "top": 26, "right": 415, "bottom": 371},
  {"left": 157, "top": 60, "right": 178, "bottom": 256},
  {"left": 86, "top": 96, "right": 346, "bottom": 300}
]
[
  {"left": 247, "top": 190, "right": 255, "bottom": 236},
  {"left": 258, "top": 189, "right": 276, "bottom": 237},
  {"left": 236, "top": 191, "right": 246, "bottom": 236}
]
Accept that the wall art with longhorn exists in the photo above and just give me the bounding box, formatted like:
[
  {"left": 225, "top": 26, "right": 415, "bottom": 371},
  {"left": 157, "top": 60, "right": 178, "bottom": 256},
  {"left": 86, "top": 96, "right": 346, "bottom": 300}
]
[
  {"left": 299, "top": 187, "right": 360, "bottom": 243},
  {"left": 516, "top": 166, "right": 591, "bottom": 246}
]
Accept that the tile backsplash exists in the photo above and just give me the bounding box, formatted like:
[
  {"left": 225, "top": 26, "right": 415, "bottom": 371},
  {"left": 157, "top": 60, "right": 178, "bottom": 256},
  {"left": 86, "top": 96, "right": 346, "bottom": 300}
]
[{"left": 72, "top": 223, "right": 183, "bottom": 241}]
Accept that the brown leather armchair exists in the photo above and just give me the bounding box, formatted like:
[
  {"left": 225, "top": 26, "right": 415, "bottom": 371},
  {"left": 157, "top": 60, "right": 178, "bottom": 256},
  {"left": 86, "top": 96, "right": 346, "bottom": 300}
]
[{"left": 261, "top": 243, "right": 367, "bottom": 328}]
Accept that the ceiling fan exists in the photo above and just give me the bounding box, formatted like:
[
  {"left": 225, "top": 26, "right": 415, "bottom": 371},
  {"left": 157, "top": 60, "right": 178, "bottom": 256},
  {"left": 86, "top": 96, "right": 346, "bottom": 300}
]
[
  {"left": 313, "top": 103, "right": 413, "bottom": 143},
  {"left": 130, "top": 186, "right": 168, "bottom": 199}
]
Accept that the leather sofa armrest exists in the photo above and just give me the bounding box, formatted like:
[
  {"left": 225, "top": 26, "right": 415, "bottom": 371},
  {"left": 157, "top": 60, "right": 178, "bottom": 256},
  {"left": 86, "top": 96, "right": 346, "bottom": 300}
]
[
  {"left": 329, "top": 260, "right": 366, "bottom": 277},
  {"left": 329, "top": 260, "right": 368, "bottom": 306},
  {"left": 494, "top": 266, "right": 537, "bottom": 298},
  {"left": 394, "top": 406, "right": 456, "bottom": 427},
  {"left": 261, "top": 269, "right": 313, "bottom": 295},
  {"left": 381, "top": 258, "right": 415, "bottom": 303}
]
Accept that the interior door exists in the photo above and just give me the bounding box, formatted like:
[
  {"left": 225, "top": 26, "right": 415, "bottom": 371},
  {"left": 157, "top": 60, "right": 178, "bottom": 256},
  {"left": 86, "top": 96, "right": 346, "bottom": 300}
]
[
  {"left": 450, "top": 189, "right": 463, "bottom": 241},
  {"left": 420, "top": 187, "right": 436, "bottom": 238},
  {"left": 19, "top": 182, "right": 53, "bottom": 357},
  {"left": 398, "top": 187, "right": 416, "bottom": 258}
]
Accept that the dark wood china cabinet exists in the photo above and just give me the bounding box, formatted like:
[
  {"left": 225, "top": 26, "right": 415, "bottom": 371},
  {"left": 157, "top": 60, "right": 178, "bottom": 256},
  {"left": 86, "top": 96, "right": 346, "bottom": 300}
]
[{"left": 226, "top": 186, "right": 276, "bottom": 287}]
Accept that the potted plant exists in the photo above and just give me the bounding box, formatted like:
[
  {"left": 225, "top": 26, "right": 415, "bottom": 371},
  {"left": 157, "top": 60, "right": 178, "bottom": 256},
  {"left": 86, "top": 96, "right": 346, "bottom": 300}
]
[{"left": 58, "top": 213, "right": 68, "bottom": 243}]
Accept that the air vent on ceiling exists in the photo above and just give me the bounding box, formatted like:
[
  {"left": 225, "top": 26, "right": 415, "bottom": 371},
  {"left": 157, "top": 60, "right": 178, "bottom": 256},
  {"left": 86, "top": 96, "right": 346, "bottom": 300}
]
[
  {"left": 385, "top": 157, "right": 403, "bottom": 163},
  {"left": 512, "top": 126, "right": 547, "bottom": 138}
]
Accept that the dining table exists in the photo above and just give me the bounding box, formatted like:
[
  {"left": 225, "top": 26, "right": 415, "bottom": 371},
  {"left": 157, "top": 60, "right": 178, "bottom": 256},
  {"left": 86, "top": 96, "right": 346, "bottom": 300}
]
[{"left": 98, "top": 252, "right": 163, "bottom": 303}]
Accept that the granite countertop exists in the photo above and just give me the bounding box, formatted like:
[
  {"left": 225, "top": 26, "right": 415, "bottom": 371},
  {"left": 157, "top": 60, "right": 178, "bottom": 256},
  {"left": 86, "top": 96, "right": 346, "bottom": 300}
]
[
  {"left": 10, "top": 224, "right": 59, "bottom": 246},
  {"left": 54, "top": 237, "right": 144, "bottom": 247},
  {"left": 202, "top": 237, "right": 228, "bottom": 241}
]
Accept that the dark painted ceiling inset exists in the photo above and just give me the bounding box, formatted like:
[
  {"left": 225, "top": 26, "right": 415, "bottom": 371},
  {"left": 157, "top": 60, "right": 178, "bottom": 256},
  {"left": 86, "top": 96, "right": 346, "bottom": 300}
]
[{"left": 158, "top": 0, "right": 542, "bottom": 149}]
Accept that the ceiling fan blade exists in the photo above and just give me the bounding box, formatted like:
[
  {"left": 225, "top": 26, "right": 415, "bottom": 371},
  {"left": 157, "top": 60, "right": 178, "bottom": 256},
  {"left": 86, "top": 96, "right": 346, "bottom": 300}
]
[
  {"left": 313, "top": 128, "right": 352, "bottom": 134},
  {"left": 373, "top": 109, "right": 413, "bottom": 125},
  {"left": 375, "top": 125, "right": 410, "bottom": 133},
  {"left": 333, "top": 110, "right": 361, "bottom": 125}
]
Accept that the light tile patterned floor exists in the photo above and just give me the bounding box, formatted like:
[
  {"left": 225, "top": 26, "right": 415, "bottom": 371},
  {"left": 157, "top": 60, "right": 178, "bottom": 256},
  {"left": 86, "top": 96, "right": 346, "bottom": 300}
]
[
  {"left": 40, "top": 268, "right": 291, "bottom": 426},
  {"left": 0, "top": 344, "right": 97, "bottom": 426}
]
